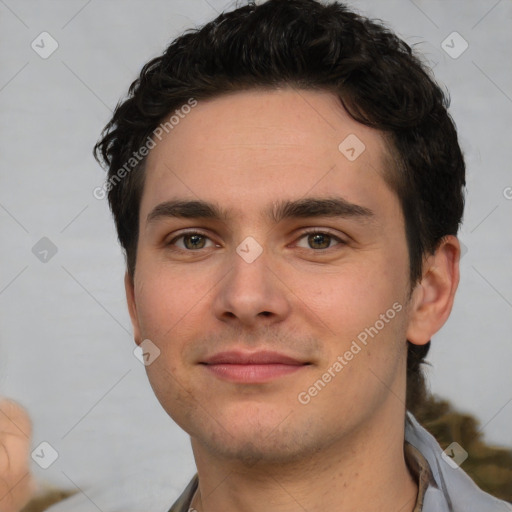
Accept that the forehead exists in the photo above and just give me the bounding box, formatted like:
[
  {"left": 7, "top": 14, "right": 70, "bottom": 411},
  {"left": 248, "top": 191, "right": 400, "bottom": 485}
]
[{"left": 141, "top": 88, "right": 396, "bottom": 220}]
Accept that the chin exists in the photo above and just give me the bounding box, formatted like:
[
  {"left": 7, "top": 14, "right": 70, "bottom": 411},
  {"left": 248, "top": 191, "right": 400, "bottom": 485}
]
[
  {"left": 198, "top": 430, "right": 315, "bottom": 465},
  {"left": 190, "top": 408, "right": 338, "bottom": 466}
]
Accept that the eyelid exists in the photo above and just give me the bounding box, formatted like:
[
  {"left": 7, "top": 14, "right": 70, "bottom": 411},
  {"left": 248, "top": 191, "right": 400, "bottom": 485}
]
[
  {"left": 166, "top": 229, "right": 218, "bottom": 249},
  {"left": 293, "top": 228, "right": 347, "bottom": 247}
]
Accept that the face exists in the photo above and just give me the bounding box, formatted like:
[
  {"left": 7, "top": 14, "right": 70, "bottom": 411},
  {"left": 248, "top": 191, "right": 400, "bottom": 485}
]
[{"left": 126, "top": 88, "right": 418, "bottom": 464}]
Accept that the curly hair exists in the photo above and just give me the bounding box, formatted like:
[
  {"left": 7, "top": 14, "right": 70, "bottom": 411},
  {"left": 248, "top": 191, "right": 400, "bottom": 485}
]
[{"left": 94, "top": 0, "right": 465, "bottom": 412}]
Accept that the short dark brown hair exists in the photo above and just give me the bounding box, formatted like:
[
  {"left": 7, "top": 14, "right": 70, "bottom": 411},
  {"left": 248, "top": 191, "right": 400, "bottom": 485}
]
[{"left": 94, "top": 0, "right": 465, "bottom": 412}]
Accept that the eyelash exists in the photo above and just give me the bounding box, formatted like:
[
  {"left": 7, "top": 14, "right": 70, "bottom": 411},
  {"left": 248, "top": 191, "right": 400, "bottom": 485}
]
[
  {"left": 295, "top": 229, "right": 346, "bottom": 250},
  {"left": 166, "top": 229, "right": 346, "bottom": 251}
]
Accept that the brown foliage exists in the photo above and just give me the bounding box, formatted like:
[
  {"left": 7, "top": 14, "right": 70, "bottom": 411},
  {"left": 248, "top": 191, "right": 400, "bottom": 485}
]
[{"left": 21, "top": 489, "right": 76, "bottom": 512}]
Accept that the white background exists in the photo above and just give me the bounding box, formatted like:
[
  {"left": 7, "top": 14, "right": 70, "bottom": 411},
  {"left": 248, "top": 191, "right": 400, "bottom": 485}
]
[{"left": 0, "top": 1, "right": 511, "bottom": 510}]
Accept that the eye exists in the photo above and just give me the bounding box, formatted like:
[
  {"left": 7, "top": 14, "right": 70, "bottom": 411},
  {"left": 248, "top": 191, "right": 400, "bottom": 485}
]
[
  {"left": 169, "top": 232, "right": 216, "bottom": 250},
  {"left": 295, "top": 230, "right": 344, "bottom": 250}
]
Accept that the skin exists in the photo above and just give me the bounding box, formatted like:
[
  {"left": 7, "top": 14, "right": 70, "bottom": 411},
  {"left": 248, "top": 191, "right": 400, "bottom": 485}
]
[
  {"left": 0, "top": 399, "right": 35, "bottom": 512},
  {"left": 125, "top": 88, "right": 460, "bottom": 512}
]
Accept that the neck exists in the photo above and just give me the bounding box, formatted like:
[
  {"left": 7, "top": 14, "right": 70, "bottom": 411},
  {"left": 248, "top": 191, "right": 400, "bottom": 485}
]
[{"left": 189, "top": 405, "right": 418, "bottom": 512}]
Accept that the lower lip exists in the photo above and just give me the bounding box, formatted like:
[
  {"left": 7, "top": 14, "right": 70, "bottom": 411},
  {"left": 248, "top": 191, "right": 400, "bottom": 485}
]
[{"left": 203, "top": 363, "right": 305, "bottom": 383}]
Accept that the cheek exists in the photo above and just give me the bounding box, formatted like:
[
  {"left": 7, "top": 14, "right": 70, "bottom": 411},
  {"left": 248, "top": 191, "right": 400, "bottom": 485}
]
[
  {"left": 296, "top": 259, "right": 407, "bottom": 327},
  {"left": 134, "top": 269, "right": 199, "bottom": 340},
  {"left": 135, "top": 272, "right": 203, "bottom": 404},
  {"left": 288, "top": 257, "right": 410, "bottom": 380}
]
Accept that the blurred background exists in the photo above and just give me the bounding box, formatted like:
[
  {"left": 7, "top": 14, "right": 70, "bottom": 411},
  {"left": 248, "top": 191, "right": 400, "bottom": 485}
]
[{"left": 0, "top": 0, "right": 511, "bottom": 510}]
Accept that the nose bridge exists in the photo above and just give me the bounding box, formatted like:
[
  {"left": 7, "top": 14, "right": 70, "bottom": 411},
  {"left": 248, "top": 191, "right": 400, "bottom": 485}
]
[
  {"left": 232, "top": 241, "right": 268, "bottom": 289},
  {"left": 213, "top": 239, "right": 290, "bottom": 324}
]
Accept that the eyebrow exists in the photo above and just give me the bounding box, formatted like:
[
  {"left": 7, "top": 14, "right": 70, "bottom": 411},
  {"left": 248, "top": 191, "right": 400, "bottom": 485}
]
[{"left": 146, "top": 197, "right": 375, "bottom": 226}]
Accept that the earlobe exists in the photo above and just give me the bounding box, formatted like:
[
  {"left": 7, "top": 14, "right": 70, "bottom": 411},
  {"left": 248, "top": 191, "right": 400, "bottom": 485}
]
[
  {"left": 406, "top": 236, "right": 460, "bottom": 346},
  {"left": 124, "top": 271, "right": 142, "bottom": 345}
]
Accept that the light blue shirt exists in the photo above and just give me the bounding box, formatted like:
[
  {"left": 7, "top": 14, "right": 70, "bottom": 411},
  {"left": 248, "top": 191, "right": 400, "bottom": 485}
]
[{"left": 405, "top": 412, "right": 512, "bottom": 511}]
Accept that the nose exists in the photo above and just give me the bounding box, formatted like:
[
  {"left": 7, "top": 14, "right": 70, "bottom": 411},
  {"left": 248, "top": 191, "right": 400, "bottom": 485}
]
[{"left": 212, "top": 245, "right": 291, "bottom": 327}]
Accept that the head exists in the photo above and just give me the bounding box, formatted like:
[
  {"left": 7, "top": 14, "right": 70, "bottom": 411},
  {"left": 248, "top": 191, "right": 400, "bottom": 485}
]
[{"left": 94, "top": 0, "right": 464, "bottom": 460}]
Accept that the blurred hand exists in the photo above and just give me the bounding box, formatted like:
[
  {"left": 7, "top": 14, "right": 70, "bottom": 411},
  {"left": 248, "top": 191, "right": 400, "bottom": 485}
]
[{"left": 0, "top": 399, "right": 35, "bottom": 512}]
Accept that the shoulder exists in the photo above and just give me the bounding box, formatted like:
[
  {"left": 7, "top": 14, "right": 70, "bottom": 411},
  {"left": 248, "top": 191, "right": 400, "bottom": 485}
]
[{"left": 405, "top": 412, "right": 512, "bottom": 512}]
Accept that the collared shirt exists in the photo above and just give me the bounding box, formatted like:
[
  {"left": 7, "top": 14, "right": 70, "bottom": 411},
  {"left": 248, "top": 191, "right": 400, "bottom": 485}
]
[{"left": 167, "top": 412, "right": 512, "bottom": 512}]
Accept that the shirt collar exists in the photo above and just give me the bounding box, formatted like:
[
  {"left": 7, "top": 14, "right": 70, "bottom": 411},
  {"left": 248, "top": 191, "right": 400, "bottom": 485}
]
[{"left": 405, "top": 441, "right": 437, "bottom": 512}]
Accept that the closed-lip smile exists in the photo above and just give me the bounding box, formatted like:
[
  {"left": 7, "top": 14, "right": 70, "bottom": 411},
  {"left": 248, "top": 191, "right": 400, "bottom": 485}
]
[{"left": 201, "top": 350, "right": 310, "bottom": 383}]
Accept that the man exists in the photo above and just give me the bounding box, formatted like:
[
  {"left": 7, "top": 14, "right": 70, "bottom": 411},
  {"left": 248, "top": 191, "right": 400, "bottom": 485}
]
[{"left": 93, "top": 0, "right": 512, "bottom": 510}]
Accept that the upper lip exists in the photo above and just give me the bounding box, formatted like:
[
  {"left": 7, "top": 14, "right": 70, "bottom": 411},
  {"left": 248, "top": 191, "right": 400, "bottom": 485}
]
[{"left": 202, "top": 350, "right": 306, "bottom": 365}]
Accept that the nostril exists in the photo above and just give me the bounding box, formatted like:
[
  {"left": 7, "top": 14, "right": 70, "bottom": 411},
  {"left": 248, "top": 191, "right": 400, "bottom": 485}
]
[{"left": 259, "top": 311, "right": 272, "bottom": 317}]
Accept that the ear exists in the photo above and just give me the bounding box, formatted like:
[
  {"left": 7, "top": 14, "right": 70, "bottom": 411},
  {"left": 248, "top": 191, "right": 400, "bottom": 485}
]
[
  {"left": 406, "top": 235, "right": 460, "bottom": 346},
  {"left": 125, "top": 271, "right": 142, "bottom": 346}
]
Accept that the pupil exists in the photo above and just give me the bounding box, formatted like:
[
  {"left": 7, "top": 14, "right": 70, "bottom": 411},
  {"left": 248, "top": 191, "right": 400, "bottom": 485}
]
[
  {"left": 309, "top": 233, "right": 330, "bottom": 249},
  {"left": 186, "top": 235, "right": 204, "bottom": 249}
]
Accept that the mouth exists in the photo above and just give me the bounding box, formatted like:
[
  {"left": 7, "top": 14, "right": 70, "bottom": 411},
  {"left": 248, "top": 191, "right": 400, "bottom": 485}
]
[{"left": 200, "top": 350, "right": 311, "bottom": 383}]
